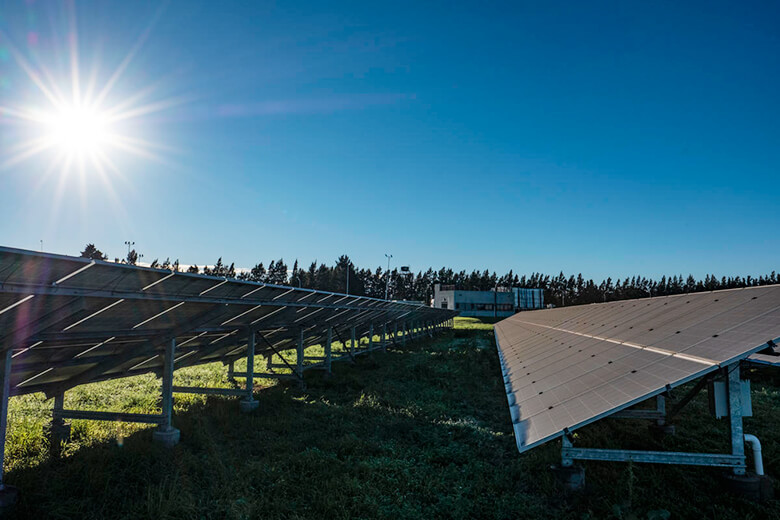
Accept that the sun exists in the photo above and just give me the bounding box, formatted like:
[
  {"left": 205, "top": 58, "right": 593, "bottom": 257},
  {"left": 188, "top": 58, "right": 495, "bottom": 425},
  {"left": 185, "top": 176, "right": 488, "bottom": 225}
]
[
  {"left": 0, "top": 3, "right": 180, "bottom": 180},
  {"left": 43, "top": 104, "right": 111, "bottom": 154}
]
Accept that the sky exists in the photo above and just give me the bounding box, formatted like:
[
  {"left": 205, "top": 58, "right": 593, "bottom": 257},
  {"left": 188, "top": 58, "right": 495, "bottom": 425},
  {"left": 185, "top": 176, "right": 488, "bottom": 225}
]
[{"left": 0, "top": 0, "right": 778, "bottom": 281}]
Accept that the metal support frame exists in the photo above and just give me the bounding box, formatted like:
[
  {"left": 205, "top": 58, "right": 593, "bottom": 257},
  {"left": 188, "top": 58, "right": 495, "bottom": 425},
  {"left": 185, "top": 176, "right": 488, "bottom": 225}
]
[
  {"left": 48, "top": 392, "right": 71, "bottom": 446},
  {"left": 728, "top": 363, "right": 746, "bottom": 475},
  {"left": 611, "top": 394, "right": 667, "bottom": 422},
  {"left": 368, "top": 323, "right": 374, "bottom": 352},
  {"left": 560, "top": 362, "right": 751, "bottom": 480},
  {"left": 173, "top": 386, "right": 247, "bottom": 397},
  {"left": 325, "top": 326, "right": 333, "bottom": 375},
  {"left": 296, "top": 328, "right": 305, "bottom": 384},
  {"left": 54, "top": 409, "right": 167, "bottom": 424},
  {"left": 333, "top": 326, "right": 354, "bottom": 362},
  {"left": 382, "top": 323, "right": 387, "bottom": 352},
  {"left": 152, "top": 338, "right": 180, "bottom": 446},
  {"left": 402, "top": 321, "right": 407, "bottom": 346},
  {"left": 0, "top": 350, "right": 12, "bottom": 492},
  {"left": 239, "top": 328, "right": 259, "bottom": 412},
  {"left": 351, "top": 326, "right": 357, "bottom": 358}
]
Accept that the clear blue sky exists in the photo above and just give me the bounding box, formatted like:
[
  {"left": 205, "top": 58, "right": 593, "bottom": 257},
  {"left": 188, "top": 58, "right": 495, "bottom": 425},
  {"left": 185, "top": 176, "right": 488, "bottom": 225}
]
[{"left": 1, "top": 1, "right": 778, "bottom": 281}]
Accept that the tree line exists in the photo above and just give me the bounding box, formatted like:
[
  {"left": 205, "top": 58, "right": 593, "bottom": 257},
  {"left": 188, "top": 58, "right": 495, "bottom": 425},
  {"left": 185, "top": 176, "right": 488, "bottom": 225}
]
[{"left": 79, "top": 243, "right": 778, "bottom": 307}]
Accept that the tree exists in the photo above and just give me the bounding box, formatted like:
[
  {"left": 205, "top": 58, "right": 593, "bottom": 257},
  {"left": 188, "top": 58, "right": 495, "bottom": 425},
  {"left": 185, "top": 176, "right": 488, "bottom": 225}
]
[
  {"left": 126, "top": 249, "right": 139, "bottom": 265},
  {"left": 79, "top": 243, "right": 107, "bottom": 261}
]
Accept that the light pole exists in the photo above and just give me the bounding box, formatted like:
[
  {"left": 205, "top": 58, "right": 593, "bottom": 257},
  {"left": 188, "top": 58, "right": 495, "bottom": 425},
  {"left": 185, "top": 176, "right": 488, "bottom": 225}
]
[
  {"left": 124, "top": 241, "right": 134, "bottom": 256},
  {"left": 384, "top": 253, "right": 393, "bottom": 300},
  {"left": 345, "top": 261, "right": 350, "bottom": 295}
]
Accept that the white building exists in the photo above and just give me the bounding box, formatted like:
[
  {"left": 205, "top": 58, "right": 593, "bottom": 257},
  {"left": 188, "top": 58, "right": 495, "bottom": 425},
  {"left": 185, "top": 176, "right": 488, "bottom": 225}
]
[{"left": 433, "top": 284, "right": 544, "bottom": 318}]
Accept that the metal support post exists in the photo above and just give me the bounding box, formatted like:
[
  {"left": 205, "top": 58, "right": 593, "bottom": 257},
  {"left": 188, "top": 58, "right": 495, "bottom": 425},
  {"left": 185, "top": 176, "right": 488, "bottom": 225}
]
[
  {"left": 295, "top": 328, "right": 306, "bottom": 389},
  {"left": 350, "top": 326, "right": 356, "bottom": 359},
  {"left": 402, "top": 321, "right": 407, "bottom": 346},
  {"left": 239, "top": 328, "right": 259, "bottom": 412},
  {"left": 656, "top": 395, "right": 666, "bottom": 426},
  {"left": 728, "top": 364, "right": 747, "bottom": 475},
  {"left": 394, "top": 322, "right": 398, "bottom": 345},
  {"left": 49, "top": 392, "right": 71, "bottom": 446},
  {"left": 296, "top": 329, "right": 305, "bottom": 378},
  {"left": 561, "top": 435, "right": 574, "bottom": 467},
  {"left": 0, "top": 349, "right": 18, "bottom": 508},
  {"left": 368, "top": 323, "right": 374, "bottom": 352},
  {"left": 153, "top": 338, "right": 180, "bottom": 446},
  {"left": 227, "top": 360, "right": 235, "bottom": 381},
  {"left": 554, "top": 435, "right": 585, "bottom": 490},
  {"left": 382, "top": 323, "right": 387, "bottom": 352},
  {"left": 325, "top": 326, "right": 333, "bottom": 375}
]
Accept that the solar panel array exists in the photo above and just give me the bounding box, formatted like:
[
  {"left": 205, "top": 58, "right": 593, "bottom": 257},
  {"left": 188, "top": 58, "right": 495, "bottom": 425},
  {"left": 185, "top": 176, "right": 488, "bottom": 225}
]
[
  {"left": 494, "top": 285, "right": 780, "bottom": 453},
  {"left": 0, "top": 246, "right": 457, "bottom": 397}
]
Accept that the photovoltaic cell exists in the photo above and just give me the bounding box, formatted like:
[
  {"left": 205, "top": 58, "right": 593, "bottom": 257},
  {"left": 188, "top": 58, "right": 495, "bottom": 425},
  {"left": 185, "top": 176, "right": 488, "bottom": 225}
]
[{"left": 494, "top": 285, "right": 780, "bottom": 453}]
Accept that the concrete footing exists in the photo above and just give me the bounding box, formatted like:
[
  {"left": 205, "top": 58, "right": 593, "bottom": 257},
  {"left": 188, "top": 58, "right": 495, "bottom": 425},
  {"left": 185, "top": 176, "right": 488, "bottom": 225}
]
[
  {"left": 239, "top": 399, "right": 259, "bottom": 413},
  {"left": 0, "top": 485, "right": 19, "bottom": 513},
  {"left": 551, "top": 464, "right": 586, "bottom": 491},
  {"left": 723, "top": 472, "right": 774, "bottom": 502},
  {"left": 152, "top": 427, "right": 180, "bottom": 447}
]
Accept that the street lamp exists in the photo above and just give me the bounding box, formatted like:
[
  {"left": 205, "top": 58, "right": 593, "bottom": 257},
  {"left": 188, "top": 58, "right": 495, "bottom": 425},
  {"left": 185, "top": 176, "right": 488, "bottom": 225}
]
[
  {"left": 345, "top": 261, "right": 350, "bottom": 295},
  {"left": 384, "top": 253, "right": 393, "bottom": 300}
]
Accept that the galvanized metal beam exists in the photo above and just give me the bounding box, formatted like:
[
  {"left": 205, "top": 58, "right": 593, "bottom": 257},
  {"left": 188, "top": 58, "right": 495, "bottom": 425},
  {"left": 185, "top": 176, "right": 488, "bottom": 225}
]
[
  {"left": 728, "top": 363, "right": 746, "bottom": 475},
  {"left": 562, "top": 447, "right": 744, "bottom": 467},
  {"left": 53, "top": 409, "right": 167, "bottom": 424},
  {"left": 172, "top": 386, "right": 247, "bottom": 397}
]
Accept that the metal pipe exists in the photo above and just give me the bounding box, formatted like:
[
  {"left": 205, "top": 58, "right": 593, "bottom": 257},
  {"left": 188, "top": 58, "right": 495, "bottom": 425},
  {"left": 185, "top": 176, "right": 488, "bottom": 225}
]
[{"left": 743, "top": 434, "right": 764, "bottom": 476}]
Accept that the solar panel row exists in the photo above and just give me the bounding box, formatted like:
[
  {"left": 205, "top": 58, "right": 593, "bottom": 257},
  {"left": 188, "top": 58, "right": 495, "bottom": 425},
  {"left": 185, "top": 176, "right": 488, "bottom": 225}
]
[
  {"left": 494, "top": 285, "right": 780, "bottom": 453},
  {"left": 0, "top": 246, "right": 456, "bottom": 397}
]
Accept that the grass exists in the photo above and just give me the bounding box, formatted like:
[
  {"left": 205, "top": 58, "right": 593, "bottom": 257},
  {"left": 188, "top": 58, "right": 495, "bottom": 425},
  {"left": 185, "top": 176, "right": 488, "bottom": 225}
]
[{"left": 2, "top": 316, "right": 779, "bottom": 519}]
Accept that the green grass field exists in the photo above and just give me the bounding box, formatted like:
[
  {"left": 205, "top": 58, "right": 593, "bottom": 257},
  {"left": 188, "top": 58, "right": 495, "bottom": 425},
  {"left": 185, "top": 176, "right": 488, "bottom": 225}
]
[{"left": 3, "top": 317, "right": 779, "bottom": 519}]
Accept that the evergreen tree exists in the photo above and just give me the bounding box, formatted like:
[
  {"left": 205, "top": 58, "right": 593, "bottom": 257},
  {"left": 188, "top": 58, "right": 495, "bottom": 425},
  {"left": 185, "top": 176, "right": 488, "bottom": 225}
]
[{"left": 79, "top": 243, "right": 107, "bottom": 261}]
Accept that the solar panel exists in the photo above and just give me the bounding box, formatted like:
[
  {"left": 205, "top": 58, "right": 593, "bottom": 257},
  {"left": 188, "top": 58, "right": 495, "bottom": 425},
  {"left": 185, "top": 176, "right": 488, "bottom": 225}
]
[
  {"left": 0, "top": 246, "right": 456, "bottom": 397},
  {"left": 494, "top": 286, "right": 780, "bottom": 453},
  {"left": 747, "top": 352, "right": 780, "bottom": 366}
]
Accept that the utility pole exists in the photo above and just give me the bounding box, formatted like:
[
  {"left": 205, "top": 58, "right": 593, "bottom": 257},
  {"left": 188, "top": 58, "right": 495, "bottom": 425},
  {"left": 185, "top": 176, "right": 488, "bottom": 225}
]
[
  {"left": 345, "top": 261, "right": 350, "bottom": 295},
  {"left": 384, "top": 253, "right": 393, "bottom": 300}
]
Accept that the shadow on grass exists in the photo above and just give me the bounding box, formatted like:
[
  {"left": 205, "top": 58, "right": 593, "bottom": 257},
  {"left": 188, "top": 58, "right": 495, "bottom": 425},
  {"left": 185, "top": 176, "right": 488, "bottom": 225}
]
[{"left": 4, "top": 326, "right": 779, "bottom": 520}]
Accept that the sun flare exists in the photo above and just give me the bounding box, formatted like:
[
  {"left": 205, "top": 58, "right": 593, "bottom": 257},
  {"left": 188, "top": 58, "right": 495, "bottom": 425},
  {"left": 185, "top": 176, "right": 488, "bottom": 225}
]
[
  {"left": 43, "top": 105, "right": 110, "bottom": 154},
  {"left": 0, "top": 3, "right": 179, "bottom": 183}
]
